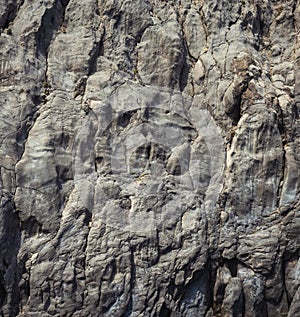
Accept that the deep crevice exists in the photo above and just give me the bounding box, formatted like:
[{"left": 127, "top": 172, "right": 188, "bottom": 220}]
[
  {"left": 35, "top": 0, "right": 70, "bottom": 57},
  {"left": 88, "top": 28, "right": 105, "bottom": 76},
  {"left": 0, "top": 275, "right": 7, "bottom": 308},
  {"left": 0, "top": 194, "right": 20, "bottom": 316},
  {"left": 0, "top": 0, "right": 25, "bottom": 32},
  {"left": 179, "top": 49, "right": 191, "bottom": 93},
  {"left": 159, "top": 303, "right": 172, "bottom": 317},
  {"left": 122, "top": 244, "right": 136, "bottom": 316},
  {"left": 122, "top": 296, "right": 133, "bottom": 317},
  {"left": 15, "top": 97, "right": 41, "bottom": 160}
]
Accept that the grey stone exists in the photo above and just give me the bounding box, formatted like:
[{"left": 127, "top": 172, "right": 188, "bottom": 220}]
[{"left": 0, "top": 0, "right": 299, "bottom": 316}]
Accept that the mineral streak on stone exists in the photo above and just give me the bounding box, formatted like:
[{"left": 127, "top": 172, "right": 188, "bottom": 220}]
[{"left": 0, "top": 0, "right": 299, "bottom": 316}]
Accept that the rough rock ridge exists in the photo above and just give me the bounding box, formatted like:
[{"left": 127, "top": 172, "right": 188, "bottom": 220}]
[{"left": 0, "top": 0, "right": 299, "bottom": 316}]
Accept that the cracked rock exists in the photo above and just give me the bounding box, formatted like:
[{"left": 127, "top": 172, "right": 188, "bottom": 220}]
[{"left": 0, "top": 0, "right": 299, "bottom": 316}]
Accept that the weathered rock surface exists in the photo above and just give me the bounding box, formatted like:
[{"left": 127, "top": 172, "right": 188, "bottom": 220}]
[{"left": 0, "top": 0, "right": 299, "bottom": 316}]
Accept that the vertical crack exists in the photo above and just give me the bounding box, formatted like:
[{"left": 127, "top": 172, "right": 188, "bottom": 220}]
[
  {"left": 0, "top": 0, "right": 25, "bottom": 32},
  {"left": 35, "top": 0, "right": 70, "bottom": 57},
  {"left": 275, "top": 103, "right": 288, "bottom": 210},
  {"left": 123, "top": 243, "right": 136, "bottom": 316},
  {"left": 88, "top": 27, "right": 105, "bottom": 76}
]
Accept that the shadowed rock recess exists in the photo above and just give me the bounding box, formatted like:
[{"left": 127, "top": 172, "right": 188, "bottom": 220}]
[{"left": 0, "top": 0, "right": 299, "bottom": 316}]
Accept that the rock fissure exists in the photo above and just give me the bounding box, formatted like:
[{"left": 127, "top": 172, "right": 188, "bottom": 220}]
[{"left": 0, "top": 0, "right": 299, "bottom": 316}]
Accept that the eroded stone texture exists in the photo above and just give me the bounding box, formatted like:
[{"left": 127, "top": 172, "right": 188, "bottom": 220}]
[{"left": 0, "top": 0, "right": 299, "bottom": 316}]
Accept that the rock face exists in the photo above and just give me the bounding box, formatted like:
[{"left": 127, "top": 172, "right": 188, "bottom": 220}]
[{"left": 0, "top": 0, "right": 299, "bottom": 316}]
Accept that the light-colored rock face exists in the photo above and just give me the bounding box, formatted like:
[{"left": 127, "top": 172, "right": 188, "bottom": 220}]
[{"left": 0, "top": 0, "right": 299, "bottom": 316}]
